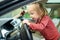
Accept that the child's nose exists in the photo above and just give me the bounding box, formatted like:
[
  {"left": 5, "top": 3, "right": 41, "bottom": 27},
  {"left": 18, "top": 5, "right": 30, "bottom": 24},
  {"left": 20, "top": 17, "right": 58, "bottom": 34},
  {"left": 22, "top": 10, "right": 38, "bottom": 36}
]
[
  {"left": 30, "top": 15, "right": 31, "bottom": 17},
  {"left": 30, "top": 15, "right": 32, "bottom": 17}
]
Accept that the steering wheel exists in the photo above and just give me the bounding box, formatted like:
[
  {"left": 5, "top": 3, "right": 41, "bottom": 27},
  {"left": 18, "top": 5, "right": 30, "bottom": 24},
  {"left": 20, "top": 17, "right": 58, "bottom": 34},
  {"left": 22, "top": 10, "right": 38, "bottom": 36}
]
[
  {"left": 5, "top": 23, "right": 33, "bottom": 40},
  {"left": 20, "top": 23, "right": 33, "bottom": 40}
]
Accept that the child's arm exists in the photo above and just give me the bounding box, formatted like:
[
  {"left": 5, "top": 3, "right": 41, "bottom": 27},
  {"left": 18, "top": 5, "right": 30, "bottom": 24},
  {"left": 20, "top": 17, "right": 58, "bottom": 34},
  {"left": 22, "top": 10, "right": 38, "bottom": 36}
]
[{"left": 29, "top": 16, "right": 49, "bottom": 31}]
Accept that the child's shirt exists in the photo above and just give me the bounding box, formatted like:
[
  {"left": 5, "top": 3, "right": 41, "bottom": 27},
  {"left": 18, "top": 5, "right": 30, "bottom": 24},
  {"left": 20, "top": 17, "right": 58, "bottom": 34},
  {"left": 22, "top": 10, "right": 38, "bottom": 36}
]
[{"left": 29, "top": 15, "right": 59, "bottom": 39}]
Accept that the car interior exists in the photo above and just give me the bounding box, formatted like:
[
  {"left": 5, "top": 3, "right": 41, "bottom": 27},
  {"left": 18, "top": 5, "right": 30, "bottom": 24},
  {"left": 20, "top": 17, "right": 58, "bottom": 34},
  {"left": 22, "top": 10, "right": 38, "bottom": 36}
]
[{"left": 0, "top": 0, "right": 60, "bottom": 40}]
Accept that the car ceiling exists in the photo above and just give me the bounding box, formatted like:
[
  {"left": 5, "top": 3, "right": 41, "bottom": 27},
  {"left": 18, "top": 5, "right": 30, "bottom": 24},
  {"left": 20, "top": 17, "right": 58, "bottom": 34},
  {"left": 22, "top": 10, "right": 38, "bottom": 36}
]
[{"left": 0, "top": 0, "right": 60, "bottom": 16}]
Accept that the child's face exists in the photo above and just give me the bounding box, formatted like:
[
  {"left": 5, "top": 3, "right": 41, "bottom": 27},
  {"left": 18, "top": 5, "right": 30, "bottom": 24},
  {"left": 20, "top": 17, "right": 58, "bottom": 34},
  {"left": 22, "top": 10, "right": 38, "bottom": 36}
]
[
  {"left": 28, "top": 4, "right": 41, "bottom": 21},
  {"left": 28, "top": 9, "right": 40, "bottom": 21}
]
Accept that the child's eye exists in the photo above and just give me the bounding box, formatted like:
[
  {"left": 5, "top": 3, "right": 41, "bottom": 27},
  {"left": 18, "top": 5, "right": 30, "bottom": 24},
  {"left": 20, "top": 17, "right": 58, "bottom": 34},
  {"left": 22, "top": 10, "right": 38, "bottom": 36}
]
[{"left": 30, "top": 13, "right": 33, "bottom": 15}]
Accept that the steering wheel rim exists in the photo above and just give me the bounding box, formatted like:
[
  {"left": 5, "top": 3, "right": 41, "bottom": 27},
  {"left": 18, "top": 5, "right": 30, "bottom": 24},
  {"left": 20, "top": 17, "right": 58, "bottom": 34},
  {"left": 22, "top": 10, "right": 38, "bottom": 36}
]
[{"left": 20, "top": 23, "right": 33, "bottom": 40}]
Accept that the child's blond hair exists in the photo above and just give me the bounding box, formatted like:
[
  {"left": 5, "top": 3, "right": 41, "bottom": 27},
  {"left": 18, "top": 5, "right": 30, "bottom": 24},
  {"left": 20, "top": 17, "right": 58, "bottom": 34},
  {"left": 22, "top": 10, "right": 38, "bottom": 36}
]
[{"left": 31, "top": 2, "right": 48, "bottom": 17}]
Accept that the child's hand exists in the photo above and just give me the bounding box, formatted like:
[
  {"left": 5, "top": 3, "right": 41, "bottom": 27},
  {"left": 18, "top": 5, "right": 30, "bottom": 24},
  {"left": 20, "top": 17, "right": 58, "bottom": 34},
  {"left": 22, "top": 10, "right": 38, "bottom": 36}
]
[{"left": 22, "top": 20, "right": 30, "bottom": 25}]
